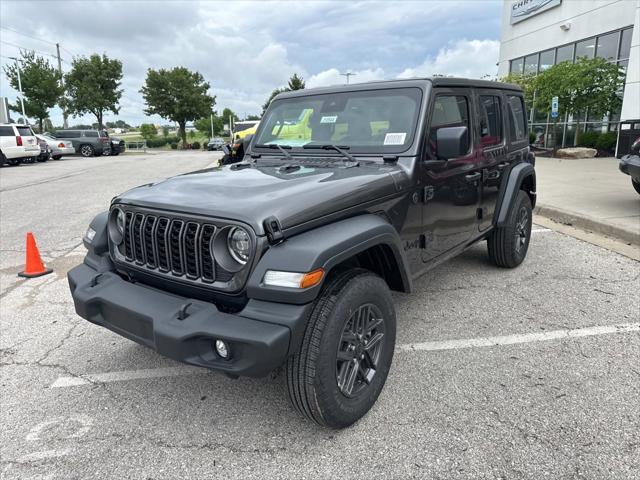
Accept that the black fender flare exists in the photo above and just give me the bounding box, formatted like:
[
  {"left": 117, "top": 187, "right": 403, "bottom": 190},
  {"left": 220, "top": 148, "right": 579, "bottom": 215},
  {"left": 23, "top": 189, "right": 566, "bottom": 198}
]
[
  {"left": 495, "top": 163, "right": 536, "bottom": 227},
  {"left": 247, "top": 214, "right": 412, "bottom": 304}
]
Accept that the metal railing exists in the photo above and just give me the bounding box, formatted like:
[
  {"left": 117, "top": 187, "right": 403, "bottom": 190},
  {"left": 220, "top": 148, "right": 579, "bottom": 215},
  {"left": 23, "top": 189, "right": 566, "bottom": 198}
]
[{"left": 125, "top": 141, "right": 147, "bottom": 152}]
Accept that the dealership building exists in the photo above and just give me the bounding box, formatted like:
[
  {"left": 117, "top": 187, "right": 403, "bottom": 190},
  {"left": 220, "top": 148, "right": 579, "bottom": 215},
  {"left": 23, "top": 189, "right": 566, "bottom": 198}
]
[{"left": 498, "top": 0, "right": 640, "bottom": 152}]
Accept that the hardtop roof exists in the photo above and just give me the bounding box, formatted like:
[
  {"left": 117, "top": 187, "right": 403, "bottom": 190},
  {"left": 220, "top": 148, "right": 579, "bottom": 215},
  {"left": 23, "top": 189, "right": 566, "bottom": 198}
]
[{"left": 275, "top": 77, "right": 522, "bottom": 100}]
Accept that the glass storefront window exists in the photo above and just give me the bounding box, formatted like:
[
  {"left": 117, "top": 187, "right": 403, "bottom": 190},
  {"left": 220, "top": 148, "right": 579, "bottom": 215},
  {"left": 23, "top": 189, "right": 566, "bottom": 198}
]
[
  {"left": 575, "top": 38, "right": 596, "bottom": 60},
  {"left": 596, "top": 31, "right": 619, "bottom": 61},
  {"left": 539, "top": 49, "right": 554, "bottom": 71},
  {"left": 619, "top": 28, "right": 632, "bottom": 60},
  {"left": 556, "top": 44, "right": 574, "bottom": 63},
  {"left": 510, "top": 57, "right": 524, "bottom": 74},
  {"left": 524, "top": 53, "right": 538, "bottom": 74}
]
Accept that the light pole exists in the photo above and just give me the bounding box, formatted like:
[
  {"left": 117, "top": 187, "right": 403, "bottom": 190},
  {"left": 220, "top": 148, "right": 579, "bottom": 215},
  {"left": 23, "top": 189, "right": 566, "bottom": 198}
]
[
  {"left": 9, "top": 57, "right": 27, "bottom": 123},
  {"left": 340, "top": 72, "right": 357, "bottom": 84}
]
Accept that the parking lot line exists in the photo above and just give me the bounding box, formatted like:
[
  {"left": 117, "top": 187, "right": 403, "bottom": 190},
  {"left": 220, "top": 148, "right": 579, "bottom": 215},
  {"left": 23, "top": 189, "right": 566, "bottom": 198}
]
[
  {"left": 50, "top": 366, "right": 207, "bottom": 388},
  {"left": 49, "top": 323, "right": 639, "bottom": 388},
  {"left": 399, "top": 322, "right": 640, "bottom": 352}
]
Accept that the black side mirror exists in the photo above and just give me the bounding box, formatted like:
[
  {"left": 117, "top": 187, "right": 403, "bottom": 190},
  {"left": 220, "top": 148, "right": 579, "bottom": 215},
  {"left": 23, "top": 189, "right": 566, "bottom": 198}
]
[
  {"left": 436, "top": 126, "right": 468, "bottom": 160},
  {"left": 221, "top": 144, "right": 231, "bottom": 155},
  {"left": 631, "top": 136, "right": 640, "bottom": 154}
]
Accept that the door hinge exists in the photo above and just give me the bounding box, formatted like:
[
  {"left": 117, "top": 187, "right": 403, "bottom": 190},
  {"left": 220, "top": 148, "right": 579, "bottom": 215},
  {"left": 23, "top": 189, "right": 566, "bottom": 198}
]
[
  {"left": 423, "top": 186, "right": 435, "bottom": 203},
  {"left": 264, "top": 215, "right": 285, "bottom": 245}
]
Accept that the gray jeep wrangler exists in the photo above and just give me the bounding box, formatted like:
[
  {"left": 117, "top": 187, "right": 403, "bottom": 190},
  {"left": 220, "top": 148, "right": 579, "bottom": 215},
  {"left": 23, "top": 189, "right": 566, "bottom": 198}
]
[{"left": 69, "top": 78, "right": 536, "bottom": 428}]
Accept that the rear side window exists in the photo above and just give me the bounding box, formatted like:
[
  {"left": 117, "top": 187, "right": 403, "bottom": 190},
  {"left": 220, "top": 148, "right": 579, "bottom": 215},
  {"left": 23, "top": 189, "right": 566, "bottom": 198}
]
[
  {"left": 429, "top": 95, "right": 470, "bottom": 157},
  {"left": 16, "top": 126, "right": 34, "bottom": 136},
  {"left": 56, "top": 130, "right": 80, "bottom": 138},
  {"left": 478, "top": 95, "right": 502, "bottom": 147},
  {"left": 0, "top": 126, "right": 14, "bottom": 136},
  {"left": 84, "top": 131, "right": 99, "bottom": 137},
  {"left": 507, "top": 95, "right": 527, "bottom": 142}
]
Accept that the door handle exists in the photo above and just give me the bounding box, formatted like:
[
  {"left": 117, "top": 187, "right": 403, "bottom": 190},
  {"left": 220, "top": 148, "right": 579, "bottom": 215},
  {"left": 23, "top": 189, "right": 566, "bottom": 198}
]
[{"left": 465, "top": 172, "right": 481, "bottom": 183}]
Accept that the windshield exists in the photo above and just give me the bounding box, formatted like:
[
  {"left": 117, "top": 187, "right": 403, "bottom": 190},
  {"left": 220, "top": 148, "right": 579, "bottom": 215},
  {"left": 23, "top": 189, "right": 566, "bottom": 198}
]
[
  {"left": 16, "top": 126, "right": 34, "bottom": 136},
  {"left": 254, "top": 87, "right": 422, "bottom": 154}
]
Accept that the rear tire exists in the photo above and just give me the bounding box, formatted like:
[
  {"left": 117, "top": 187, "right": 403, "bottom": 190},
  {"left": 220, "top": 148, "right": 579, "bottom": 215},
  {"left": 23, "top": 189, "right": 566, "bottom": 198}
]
[
  {"left": 487, "top": 190, "right": 532, "bottom": 268},
  {"left": 632, "top": 178, "right": 640, "bottom": 195},
  {"left": 286, "top": 269, "right": 396, "bottom": 429},
  {"left": 80, "top": 145, "right": 94, "bottom": 157},
  {"left": 52, "top": 155, "right": 62, "bottom": 160}
]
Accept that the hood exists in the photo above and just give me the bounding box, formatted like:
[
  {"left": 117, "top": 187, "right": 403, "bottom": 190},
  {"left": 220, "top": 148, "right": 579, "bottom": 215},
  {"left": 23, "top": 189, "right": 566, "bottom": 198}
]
[{"left": 113, "top": 159, "right": 409, "bottom": 235}]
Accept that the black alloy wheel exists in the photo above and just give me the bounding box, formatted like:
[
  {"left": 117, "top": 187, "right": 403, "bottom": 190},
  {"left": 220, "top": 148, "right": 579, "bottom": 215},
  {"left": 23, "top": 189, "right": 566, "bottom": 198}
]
[{"left": 336, "top": 303, "right": 385, "bottom": 398}]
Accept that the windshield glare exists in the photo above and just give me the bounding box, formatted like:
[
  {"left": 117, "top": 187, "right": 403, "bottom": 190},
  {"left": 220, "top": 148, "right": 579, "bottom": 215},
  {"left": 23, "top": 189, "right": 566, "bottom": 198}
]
[{"left": 255, "top": 87, "right": 422, "bottom": 154}]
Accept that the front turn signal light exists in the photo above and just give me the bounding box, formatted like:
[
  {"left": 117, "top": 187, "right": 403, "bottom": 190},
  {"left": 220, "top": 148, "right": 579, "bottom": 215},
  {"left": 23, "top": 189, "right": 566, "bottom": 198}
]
[{"left": 263, "top": 268, "right": 325, "bottom": 289}]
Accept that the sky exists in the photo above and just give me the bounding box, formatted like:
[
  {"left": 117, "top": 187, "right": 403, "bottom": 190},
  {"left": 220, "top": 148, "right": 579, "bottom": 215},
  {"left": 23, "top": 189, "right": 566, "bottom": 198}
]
[{"left": 0, "top": 0, "right": 502, "bottom": 127}]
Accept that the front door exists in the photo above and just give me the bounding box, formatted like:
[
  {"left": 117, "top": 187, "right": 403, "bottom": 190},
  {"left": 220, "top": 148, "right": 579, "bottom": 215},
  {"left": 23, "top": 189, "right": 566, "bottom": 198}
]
[{"left": 421, "top": 88, "right": 482, "bottom": 264}]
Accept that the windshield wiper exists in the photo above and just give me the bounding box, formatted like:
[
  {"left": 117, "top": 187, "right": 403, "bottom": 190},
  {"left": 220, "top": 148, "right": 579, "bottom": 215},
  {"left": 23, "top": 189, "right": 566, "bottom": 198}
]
[
  {"left": 254, "top": 143, "right": 292, "bottom": 159},
  {"left": 303, "top": 144, "right": 356, "bottom": 162}
]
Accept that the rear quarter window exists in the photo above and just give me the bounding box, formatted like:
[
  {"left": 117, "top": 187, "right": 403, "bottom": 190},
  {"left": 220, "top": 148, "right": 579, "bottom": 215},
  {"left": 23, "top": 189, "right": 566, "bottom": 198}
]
[
  {"left": 16, "top": 126, "right": 34, "bottom": 136},
  {"left": 84, "top": 131, "right": 99, "bottom": 137},
  {"left": 507, "top": 95, "right": 527, "bottom": 142},
  {"left": 0, "top": 126, "right": 15, "bottom": 136}
]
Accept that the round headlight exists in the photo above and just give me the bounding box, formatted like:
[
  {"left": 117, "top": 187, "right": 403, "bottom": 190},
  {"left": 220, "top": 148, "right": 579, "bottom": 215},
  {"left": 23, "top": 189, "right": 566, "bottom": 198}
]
[
  {"left": 227, "top": 227, "right": 251, "bottom": 264},
  {"left": 115, "top": 208, "right": 125, "bottom": 234}
]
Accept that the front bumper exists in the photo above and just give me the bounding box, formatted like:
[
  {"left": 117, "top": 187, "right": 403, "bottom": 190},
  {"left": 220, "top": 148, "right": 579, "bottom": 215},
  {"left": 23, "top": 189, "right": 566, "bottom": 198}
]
[
  {"left": 68, "top": 262, "right": 301, "bottom": 377},
  {"left": 619, "top": 155, "right": 640, "bottom": 180}
]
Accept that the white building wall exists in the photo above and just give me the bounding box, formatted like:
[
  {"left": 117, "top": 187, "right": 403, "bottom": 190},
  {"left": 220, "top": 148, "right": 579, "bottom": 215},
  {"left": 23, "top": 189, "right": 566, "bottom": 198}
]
[
  {"left": 498, "top": 0, "right": 635, "bottom": 76},
  {"left": 620, "top": 1, "right": 640, "bottom": 120}
]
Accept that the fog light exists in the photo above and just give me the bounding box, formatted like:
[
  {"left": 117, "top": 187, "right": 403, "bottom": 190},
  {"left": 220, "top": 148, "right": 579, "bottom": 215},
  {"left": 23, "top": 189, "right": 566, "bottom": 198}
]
[{"left": 215, "top": 339, "right": 230, "bottom": 359}]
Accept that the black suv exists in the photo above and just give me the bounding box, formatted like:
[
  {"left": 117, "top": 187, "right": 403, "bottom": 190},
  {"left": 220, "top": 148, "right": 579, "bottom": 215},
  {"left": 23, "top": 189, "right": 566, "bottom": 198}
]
[
  {"left": 54, "top": 129, "right": 111, "bottom": 157},
  {"left": 69, "top": 78, "right": 536, "bottom": 428}
]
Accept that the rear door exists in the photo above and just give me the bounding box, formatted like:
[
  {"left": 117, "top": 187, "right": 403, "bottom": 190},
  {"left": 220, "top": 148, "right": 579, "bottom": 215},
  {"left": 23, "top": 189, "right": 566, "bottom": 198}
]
[
  {"left": 421, "top": 87, "right": 482, "bottom": 263},
  {"left": 474, "top": 89, "right": 508, "bottom": 231}
]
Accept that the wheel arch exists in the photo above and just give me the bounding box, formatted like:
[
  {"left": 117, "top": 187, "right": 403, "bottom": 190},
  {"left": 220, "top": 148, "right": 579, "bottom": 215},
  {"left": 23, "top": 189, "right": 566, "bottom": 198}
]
[
  {"left": 495, "top": 162, "right": 536, "bottom": 227},
  {"left": 246, "top": 214, "right": 412, "bottom": 305}
]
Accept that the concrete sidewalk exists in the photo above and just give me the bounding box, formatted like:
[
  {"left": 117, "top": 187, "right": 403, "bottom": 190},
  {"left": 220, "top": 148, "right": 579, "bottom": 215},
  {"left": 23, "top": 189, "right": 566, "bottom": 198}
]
[{"left": 534, "top": 156, "right": 640, "bottom": 245}]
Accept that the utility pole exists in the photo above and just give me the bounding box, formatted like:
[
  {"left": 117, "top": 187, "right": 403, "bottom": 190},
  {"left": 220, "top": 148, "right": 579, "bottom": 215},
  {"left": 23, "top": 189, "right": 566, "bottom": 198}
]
[
  {"left": 340, "top": 72, "right": 357, "bottom": 84},
  {"left": 8, "top": 57, "right": 26, "bottom": 123},
  {"left": 56, "top": 43, "right": 68, "bottom": 128},
  {"left": 210, "top": 113, "right": 214, "bottom": 139}
]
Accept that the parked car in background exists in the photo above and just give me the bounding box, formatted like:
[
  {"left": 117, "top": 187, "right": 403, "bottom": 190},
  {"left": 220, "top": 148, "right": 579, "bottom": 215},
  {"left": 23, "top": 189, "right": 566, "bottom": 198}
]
[
  {"left": 207, "top": 137, "right": 225, "bottom": 151},
  {"left": 53, "top": 129, "right": 111, "bottom": 157},
  {"left": 109, "top": 136, "right": 126, "bottom": 155},
  {"left": 36, "top": 133, "right": 75, "bottom": 160},
  {"left": 0, "top": 123, "right": 40, "bottom": 166},
  {"left": 619, "top": 136, "right": 640, "bottom": 195},
  {"left": 36, "top": 136, "right": 50, "bottom": 162}
]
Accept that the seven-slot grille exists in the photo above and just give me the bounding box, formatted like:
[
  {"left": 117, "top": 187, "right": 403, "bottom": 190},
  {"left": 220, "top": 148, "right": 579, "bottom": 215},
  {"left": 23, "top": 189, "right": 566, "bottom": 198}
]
[{"left": 118, "top": 210, "right": 229, "bottom": 283}]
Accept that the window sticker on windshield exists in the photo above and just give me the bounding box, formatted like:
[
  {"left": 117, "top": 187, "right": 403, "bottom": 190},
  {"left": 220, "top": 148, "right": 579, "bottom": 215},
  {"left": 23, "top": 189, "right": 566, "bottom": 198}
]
[
  {"left": 384, "top": 132, "right": 406, "bottom": 145},
  {"left": 320, "top": 115, "right": 338, "bottom": 124}
]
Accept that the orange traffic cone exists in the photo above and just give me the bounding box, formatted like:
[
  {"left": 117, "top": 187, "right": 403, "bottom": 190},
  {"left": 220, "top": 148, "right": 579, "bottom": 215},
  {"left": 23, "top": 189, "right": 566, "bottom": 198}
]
[{"left": 18, "top": 232, "right": 53, "bottom": 278}]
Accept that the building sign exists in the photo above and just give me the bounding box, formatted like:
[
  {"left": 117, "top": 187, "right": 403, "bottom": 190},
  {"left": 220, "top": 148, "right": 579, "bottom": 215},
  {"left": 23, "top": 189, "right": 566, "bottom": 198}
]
[
  {"left": 510, "top": 0, "right": 561, "bottom": 24},
  {"left": 551, "top": 96, "right": 559, "bottom": 119}
]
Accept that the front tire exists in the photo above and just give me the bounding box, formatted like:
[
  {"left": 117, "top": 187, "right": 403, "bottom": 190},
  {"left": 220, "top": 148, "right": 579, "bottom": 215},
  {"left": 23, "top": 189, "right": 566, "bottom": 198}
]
[
  {"left": 286, "top": 269, "right": 396, "bottom": 429},
  {"left": 80, "top": 145, "right": 94, "bottom": 157},
  {"left": 632, "top": 178, "right": 640, "bottom": 195},
  {"left": 487, "top": 190, "right": 532, "bottom": 268}
]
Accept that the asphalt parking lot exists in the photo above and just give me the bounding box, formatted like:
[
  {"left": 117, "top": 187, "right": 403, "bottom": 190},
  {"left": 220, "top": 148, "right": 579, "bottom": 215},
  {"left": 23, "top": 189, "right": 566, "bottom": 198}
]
[{"left": 1, "top": 152, "right": 638, "bottom": 480}]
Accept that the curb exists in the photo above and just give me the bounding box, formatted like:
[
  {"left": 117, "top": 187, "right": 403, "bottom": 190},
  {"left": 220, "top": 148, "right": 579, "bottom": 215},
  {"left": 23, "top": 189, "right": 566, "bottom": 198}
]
[{"left": 534, "top": 204, "right": 639, "bottom": 246}]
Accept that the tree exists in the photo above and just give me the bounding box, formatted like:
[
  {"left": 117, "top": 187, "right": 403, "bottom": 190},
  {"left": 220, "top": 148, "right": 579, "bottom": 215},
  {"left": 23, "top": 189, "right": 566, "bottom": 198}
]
[
  {"left": 287, "top": 73, "right": 305, "bottom": 91},
  {"left": 64, "top": 54, "right": 123, "bottom": 128},
  {"left": 245, "top": 114, "right": 261, "bottom": 121},
  {"left": 162, "top": 125, "right": 170, "bottom": 138},
  {"left": 195, "top": 114, "right": 224, "bottom": 138},
  {"left": 139, "top": 123, "right": 157, "bottom": 140},
  {"left": 140, "top": 67, "right": 215, "bottom": 147},
  {"left": 262, "top": 73, "right": 306, "bottom": 114},
  {"left": 3, "top": 50, "right": 63, "bottom": 132}
]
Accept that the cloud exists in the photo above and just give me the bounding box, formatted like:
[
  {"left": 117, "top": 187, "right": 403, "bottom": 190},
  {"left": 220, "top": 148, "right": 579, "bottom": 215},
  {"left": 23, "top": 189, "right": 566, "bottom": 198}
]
[
  {"left": 307, "top": 68, "right": 385, "bottom": 88},
  {"left": 397, "top": 39, "right": 500, "bottom": 80},
  {"left": 0, "top": 1, "right": 502, "bottom": 125}
]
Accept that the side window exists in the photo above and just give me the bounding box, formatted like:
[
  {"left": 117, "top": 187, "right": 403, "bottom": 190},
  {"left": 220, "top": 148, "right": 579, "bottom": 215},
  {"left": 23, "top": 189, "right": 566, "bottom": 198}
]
[
  {"left": 0, "top": 126, "right": 14, "bottom": 136},
  {"left": 429, "top": 95, "right": 470, "bottom": 157},
  {"left": 507, "top": 95, "right": 527, "bottom": 142},
  {"left": 478, "top": 95, "right": 502, "bottom": 147},
  {"left": 84, "top": 131, "right": 99, "bottom": 138}
]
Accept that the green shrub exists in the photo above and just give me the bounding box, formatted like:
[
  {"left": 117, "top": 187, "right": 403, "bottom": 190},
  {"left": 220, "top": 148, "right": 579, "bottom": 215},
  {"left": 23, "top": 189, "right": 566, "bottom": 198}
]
[
  {"left": 192, "top": 141, "right": 200, "bottom": 150},
  {"left": 529, "top": 131, "right": 536, "bottom": 145},
  {"left": 595, "top": 131, "right": 616, "bottom": 152},
  {"left": 577, "top": 130, "right": 600, "bottom": 148},
  {"left": 146, "top": 137, "right": 167, "bottom": 148},
  {"left": 170, "top": 142, "right": 178, "bottom": 150}
]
